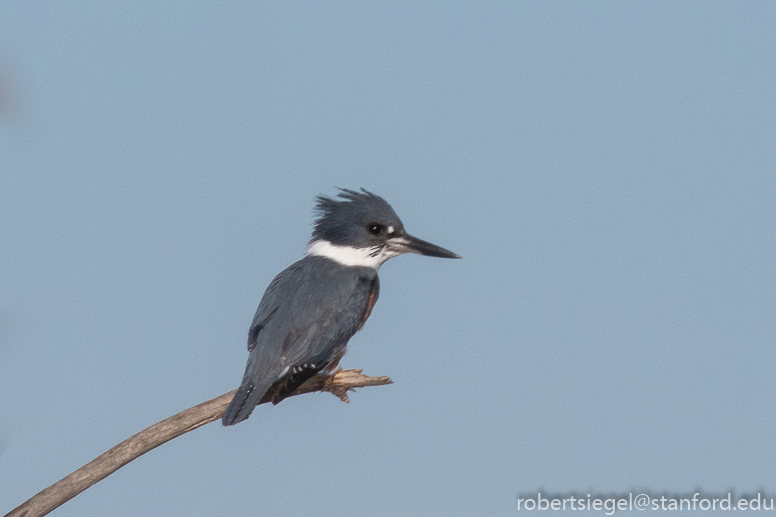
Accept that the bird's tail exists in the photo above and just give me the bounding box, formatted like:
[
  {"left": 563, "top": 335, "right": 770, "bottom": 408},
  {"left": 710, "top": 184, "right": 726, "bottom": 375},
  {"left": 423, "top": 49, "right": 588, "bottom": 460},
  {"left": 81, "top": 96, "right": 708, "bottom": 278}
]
[{"left": 222, "top": 382, "right": 260, "bottom": 426}]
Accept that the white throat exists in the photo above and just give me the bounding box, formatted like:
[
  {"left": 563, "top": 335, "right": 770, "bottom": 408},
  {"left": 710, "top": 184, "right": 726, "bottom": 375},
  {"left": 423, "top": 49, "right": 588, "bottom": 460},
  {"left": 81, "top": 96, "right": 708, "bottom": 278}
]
[{"left": 305, "top": 239, "right": 400, "bottom": 269}]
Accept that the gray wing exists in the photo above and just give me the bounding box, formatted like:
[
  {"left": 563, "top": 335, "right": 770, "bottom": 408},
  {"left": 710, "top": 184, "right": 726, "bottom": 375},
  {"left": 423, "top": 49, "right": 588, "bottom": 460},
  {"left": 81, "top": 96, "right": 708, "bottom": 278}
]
[{"left": 222, "top": 257, "right": 378, "bottom": 426}]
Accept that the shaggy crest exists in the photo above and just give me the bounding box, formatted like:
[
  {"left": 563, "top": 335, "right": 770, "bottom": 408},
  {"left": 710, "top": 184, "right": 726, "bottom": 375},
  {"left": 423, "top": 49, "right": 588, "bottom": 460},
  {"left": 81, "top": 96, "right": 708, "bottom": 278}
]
[{"left": 311, "top": 188, "right": 403, "bottom": 246}]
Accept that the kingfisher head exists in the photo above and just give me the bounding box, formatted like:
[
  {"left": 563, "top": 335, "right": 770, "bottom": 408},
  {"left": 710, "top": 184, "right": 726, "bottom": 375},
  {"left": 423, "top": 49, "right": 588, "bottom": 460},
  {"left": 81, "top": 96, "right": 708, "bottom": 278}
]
[{"left": 305, "top": 188, "right": 460, "bottom": 269}]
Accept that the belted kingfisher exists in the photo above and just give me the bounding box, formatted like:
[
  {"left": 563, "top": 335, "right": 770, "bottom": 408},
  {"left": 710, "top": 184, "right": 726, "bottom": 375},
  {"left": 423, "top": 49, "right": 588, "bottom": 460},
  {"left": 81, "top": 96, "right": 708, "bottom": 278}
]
[{"left": 222, "top": 188, "right": 459, "bottom": 426}]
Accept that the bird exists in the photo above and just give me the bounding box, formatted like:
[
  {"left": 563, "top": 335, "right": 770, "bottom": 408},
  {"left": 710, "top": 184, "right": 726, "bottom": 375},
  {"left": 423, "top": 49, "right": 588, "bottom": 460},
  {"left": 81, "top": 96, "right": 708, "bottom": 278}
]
[{"left": 222, "top": 188, "right": 459, "bottom": 426}]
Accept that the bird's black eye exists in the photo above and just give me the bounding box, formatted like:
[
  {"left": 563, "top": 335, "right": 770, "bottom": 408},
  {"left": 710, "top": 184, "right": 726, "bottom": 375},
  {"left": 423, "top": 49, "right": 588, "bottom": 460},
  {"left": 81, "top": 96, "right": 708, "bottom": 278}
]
[{"left": 367, "top": 223, "right": 384, "bottom": 235}]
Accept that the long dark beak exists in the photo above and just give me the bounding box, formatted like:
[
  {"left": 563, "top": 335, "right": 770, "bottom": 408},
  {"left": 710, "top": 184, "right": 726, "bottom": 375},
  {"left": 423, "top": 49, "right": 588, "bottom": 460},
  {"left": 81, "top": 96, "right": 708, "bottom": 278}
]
[{"left": 388, "top": 233, "right": 460, "bottom": 259}]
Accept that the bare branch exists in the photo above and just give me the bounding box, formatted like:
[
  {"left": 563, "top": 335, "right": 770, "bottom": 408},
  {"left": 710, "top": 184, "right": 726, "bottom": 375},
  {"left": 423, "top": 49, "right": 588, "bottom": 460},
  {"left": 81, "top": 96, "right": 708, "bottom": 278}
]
[{"left": 5, "top": 369, "right": 392, "bottom": 517}]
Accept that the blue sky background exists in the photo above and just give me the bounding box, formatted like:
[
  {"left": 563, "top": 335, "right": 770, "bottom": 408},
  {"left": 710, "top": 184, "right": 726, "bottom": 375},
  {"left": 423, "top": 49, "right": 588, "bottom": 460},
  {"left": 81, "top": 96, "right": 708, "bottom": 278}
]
[{"left": 2, "top": 3, "right": 775, "bottom": 516}]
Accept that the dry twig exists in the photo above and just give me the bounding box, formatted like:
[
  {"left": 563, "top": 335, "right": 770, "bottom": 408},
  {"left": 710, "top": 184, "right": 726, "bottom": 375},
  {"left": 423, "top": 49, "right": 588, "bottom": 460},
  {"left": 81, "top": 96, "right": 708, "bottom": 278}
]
[{"left": 5, "top": 369, "right": 391, "bottom": 517}]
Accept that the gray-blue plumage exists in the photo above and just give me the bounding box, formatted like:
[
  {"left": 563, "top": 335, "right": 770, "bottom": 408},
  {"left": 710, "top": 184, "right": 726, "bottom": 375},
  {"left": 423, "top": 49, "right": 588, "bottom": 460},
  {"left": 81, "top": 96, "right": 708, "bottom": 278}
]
[
  {"left": 312, "top": 189, "right": 404, "bottom": 247},
  {"left": 222, "top": 256, "right": 377, "bottom": 424},
  {"left": 222, "top": 189, "right": 458, "bottom": 426}
]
